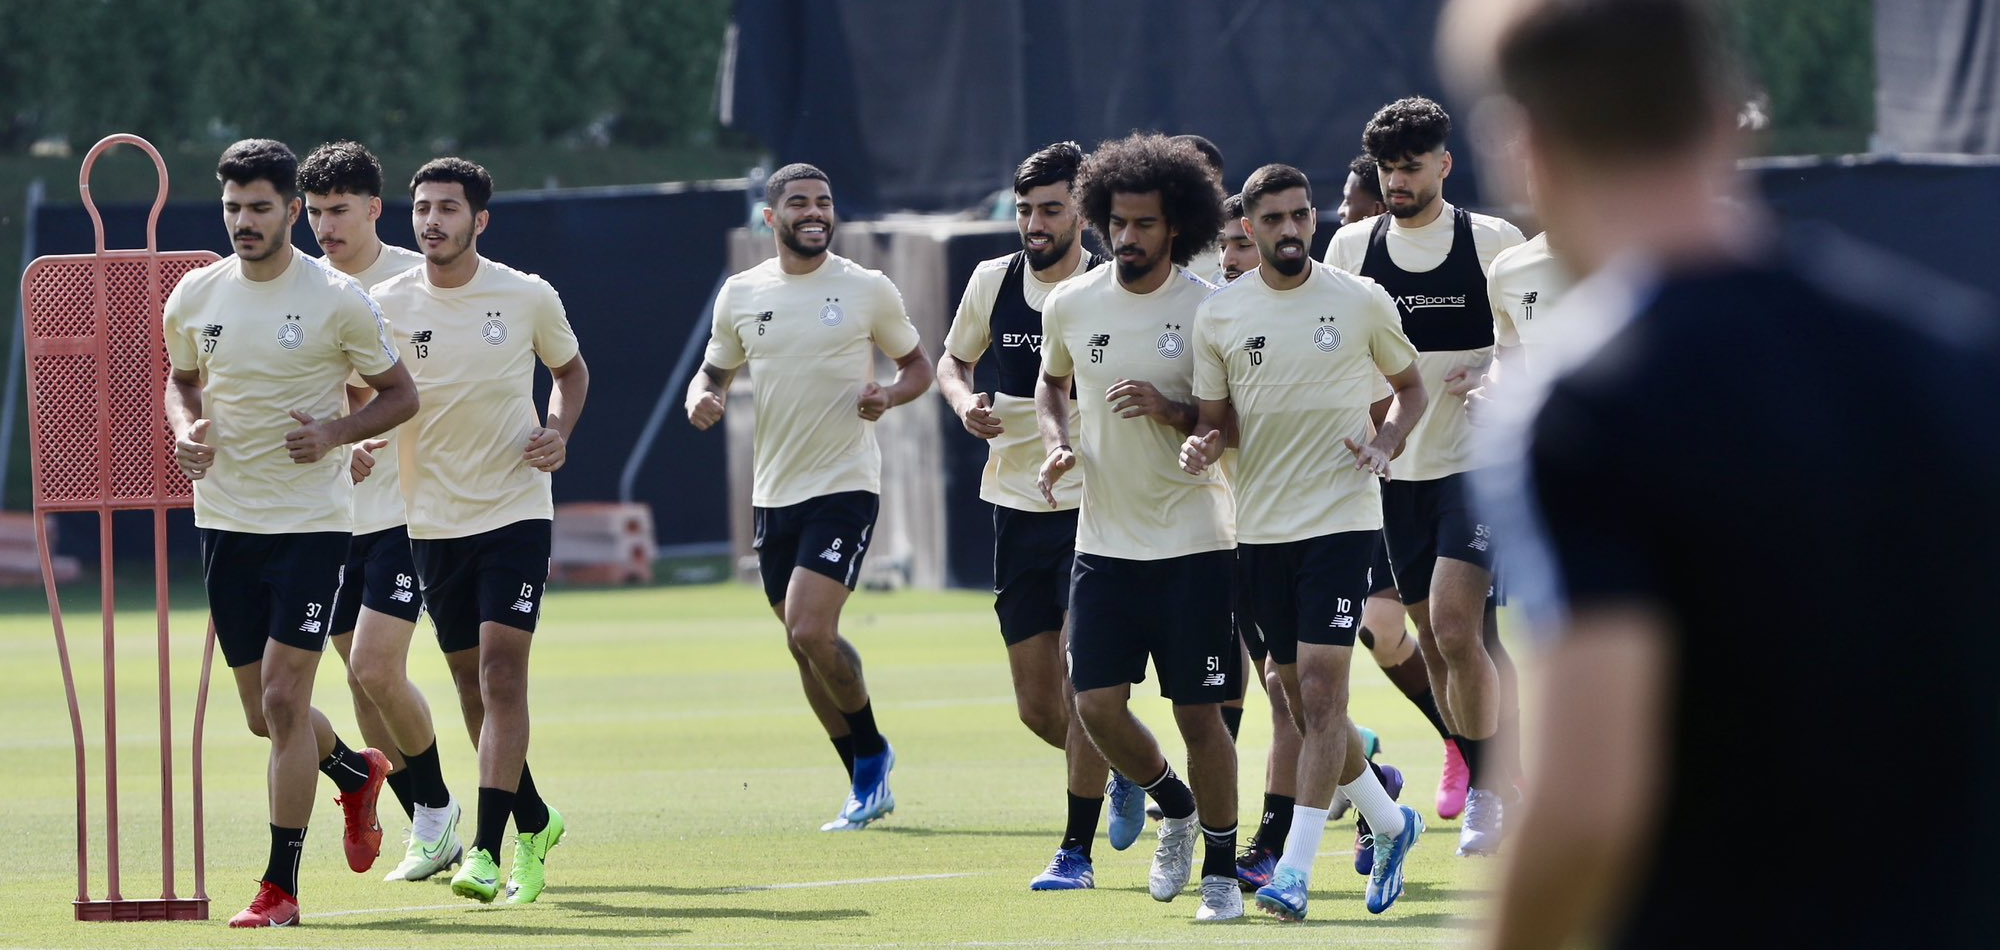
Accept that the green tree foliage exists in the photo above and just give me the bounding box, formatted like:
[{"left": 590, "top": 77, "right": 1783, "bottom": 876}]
[
  {"left": 1729, "top": 0, "right": 1876, "bottom": 155},
  {"left": 1, "top": 0, "right": 733, "bottom": 152}
]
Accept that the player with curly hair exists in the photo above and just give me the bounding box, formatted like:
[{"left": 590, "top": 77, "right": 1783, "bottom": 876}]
[
  {"left": 1324, "top": 97, "right": 1527, "bottom": 855},
  {"left": 1034, "top": 132, "right": 1242, "bottom": 921}
]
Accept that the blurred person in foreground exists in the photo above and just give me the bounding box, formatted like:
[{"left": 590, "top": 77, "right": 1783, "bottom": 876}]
[{"left": 1440, "top": 0, "right": 2000, "bottom": 947}]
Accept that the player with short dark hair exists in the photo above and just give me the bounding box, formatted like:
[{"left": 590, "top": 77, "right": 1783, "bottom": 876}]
[
  {"left": 371, "top": 156, "right": 590, "bottom": 905},
  {"left": 166, "top": 137, "right": 419, "bottom": 926},
  {"left": 687, "top": 162, "right": 935, "bottom": 833},
  {"left": 939, "top": 141, "right": 1137, "bottom": 889},
  {"left": 1325, "top": 97, "right": 1527, "bottom": 856},
  {"left": 1185, "top": 163, "right": 1429, "bottom": 920},
  {"left": 1036, "top": 132, "right": 1242, "bottom": 922},
  {"left": 1218, "top": 194, "right": 1258, "bottom": 283},
  {"left": 1440, "top": 0, "right": 2000, "bottom": 946},
  {"left": 1338, "top": 153, "right": 1388, "bottom": 226},
  {"left": 298, "top": 140, "right": 462, "bottom": 882}
]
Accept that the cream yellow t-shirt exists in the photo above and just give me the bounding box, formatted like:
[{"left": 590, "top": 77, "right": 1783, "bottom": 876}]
[
  {"left": 1323, "top": 201, "right": 1524, "bottom": 480},
  {"left": 706, "top": 254, "right": 923, "bottom": 509},
  {"left": 163, "top": 251, "right": 399, "bottom": 534},
  {"left": 1041, "top": 265, "right": 1234, "bottom": 560},
  {"left": 1488, "top": 232, "right": 1576, "bottom": 357},
  {"left": 371, "top": 256, "right": 581, "bottom": 540},
  {"left": 1193, "top": 262, "right": 1418, "bottom": 544},
  {"left": 328, "top": 243, "right": 424, "bottom": 534},
  {"left": 942, "top": 253, "right": 1088, "bottom": 512}
]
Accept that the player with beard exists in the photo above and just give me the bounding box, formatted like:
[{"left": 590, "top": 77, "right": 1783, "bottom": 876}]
[
  {"left": 1185, "top": 164, "right": 1428, "bottom": 920},
  {"left": 687, "top": 163, "right": 934, "bottom": 833},
  {"left": 938, "top": 142, "right": 1137, "bottom": 889},
  {"left": 164, "top": 138, "right": 418, "bottom": 926},
  {"left": 1335, "top": 145, "right": 1472, "bottom": 826},
  {"left": 1035, "top": 133, "right": 1241, "bottom": 922},
  {"left": 1325, "top": 97, "right": 1526, "bottom": 856},
  {"left": 1218, "top": 194, "right": 1258, "bottom": 283},
  {"left": 298, "top": 140, "right": 462, "bottom": 882},
  {"left": 370, "top": 157, "right": 591, "bottom": 904}
]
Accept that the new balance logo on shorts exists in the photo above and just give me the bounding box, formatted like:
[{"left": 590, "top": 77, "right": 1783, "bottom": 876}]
[
  {"left": 299, "top": 619, "right": 323, "bottom": 634},
  {"left": 819, "top": 538, "right": 846, "bottom": 564},
  {"left": 1470, "top": 524, "right": 1493, "bottom": 553},
  {"left": 390, "top": 589, "right": 414, "bottom": 603},
  {"left": 512, "top": 582, "right": 537, "bottom": 614},
  {"left": 1201, "top": 672, "right": 1226, "bottom": 687},
  {"left": 1330, "top": 614, "right": 1356, "bottom": 629}
]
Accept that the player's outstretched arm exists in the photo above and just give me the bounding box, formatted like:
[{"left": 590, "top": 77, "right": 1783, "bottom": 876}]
[{"left": 525, "top": 353, "right": 589, "bottom": 473}]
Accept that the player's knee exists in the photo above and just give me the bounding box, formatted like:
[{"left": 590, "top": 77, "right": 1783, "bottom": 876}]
[
  {"left": 1018, "top": 703, "right": 1067, "bottom": 747},
  {"left": 1073, "top": 689, "right": 1122, "bottom": 730},
  {"left": 1296, "top": 669, "right": 1350, "bottom": 732},
  {"left": 258, "top": 685, "right": 307, "bottom": 733},
  {"left": 242, "top": 709, "right": 270, "bottom": 739},
  {"left": 784, "top": 620, "right": 836, "bottom": 656},
  {"left": 350, "top": 651, "right": 401, "bottom": 700},
  {"left": 479, "top": 656, "right": 529, "bottom": 707}
]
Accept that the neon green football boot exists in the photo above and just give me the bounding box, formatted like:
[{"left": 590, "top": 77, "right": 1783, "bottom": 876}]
[
  {"left": 451, "top": 846, "right": 502, "bottom": 903},
  {"left": 506, "top": 806, "right": 566, "bottom": 904}
]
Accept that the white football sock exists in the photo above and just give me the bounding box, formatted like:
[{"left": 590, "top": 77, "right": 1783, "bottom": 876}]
[
  {"left": 1342, "top": 767, "right": 1407, "bottom": 839},
  {"left": 1275, "top": 804, "right": 1329, "bottom": 878}
]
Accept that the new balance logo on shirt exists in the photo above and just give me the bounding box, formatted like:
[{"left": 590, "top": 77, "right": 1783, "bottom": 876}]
[
  {"left": 1087, "top": 333, "right": 1111, "bottom": 347},
  {"left": 1242, "top": 336, "right": 1266, "bottom": 351}
]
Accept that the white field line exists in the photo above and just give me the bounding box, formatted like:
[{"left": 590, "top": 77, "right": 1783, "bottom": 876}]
[{"left": 722, "top": 871, "right": 982, "bottom": 892}]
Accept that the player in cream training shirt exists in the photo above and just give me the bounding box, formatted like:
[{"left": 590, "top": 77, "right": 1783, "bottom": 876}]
[
  {"left": 370, "top": 157, "right": 589, "bottom": 906},
  {"left": 686, "top": 163, "right": 933, "bottom": 834},
  {"left": 1033, "top": 133, "right": 1242, "bottom": 922},
  {"left": 1327, "top": 97, "right": 1525, "bottom": 858},
  {"left": 936, "top": 142, "right": 1129, "bottom": 889},
  {"left": 1183, "top": 164, "right": 1427, "bottom": 919},
  {"left": 163, "top": 138, "right": 416, "bottom": 928},
  {"left": 298, "top": 139, "right": 461, "bottom": 885}
]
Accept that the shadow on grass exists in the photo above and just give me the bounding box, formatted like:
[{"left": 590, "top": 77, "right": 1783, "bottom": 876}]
[
  {"left": 309, "top": 915, "right": 691, "bottom": 939},
  {"left": 864, "top": 825, "right": 1052, "bottom": 838},
  {"left": 559, "top": 899, "right": 869, "bottom": 922}
]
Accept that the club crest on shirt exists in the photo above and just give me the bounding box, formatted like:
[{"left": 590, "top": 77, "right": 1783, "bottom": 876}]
[
  {"left": 1157, "top": 324, "right": 1185, "bottom": 359},
  {"left": 819, "top": 297, "right": 844, "bottom": 327},
  {"left": 482, "top": 313, "right": 507, "bottom": 345},
  {"left": 1313, "top": 316, "right": 1342, "bottom": 353},
  {"left": 277, "top": 318, "right": 304, "bottom": 350}
]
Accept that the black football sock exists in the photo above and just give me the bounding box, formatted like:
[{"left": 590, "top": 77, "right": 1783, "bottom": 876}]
[
  {"left": 1059, "top": 792, "right": 1102, "bottom": 858},
  {"left": 263, "top": 824, "right": 306, "bottom": 896},
  {"left": 1253, "top": 793, "right": 1295, "bottom": 856},
  {"left": 830, "top": 736, "right": 857, "bottom": 779},
  {"left": 318, "top": 737, "right": 372, "bottom": 795},
  {"left": 841, "top": 702, "right": 887, "bottom": 757},
  {"left": 513, "top": 762, "right": 550, "bottom": 835},
  {"left": 473, "top": 787, "right": 516, "bottom": 857},
  {"left": 1140, "top": 763, "right": 1197, "bottom": 821},
  {"left": 399, "top": 741, "right": 451, "bottom": 810},
  {"left": 384, "top": 770, "right": 416, "bottom": 820},
  {"left": 1200, "top": 823, "right": 1238, "bottom": 879}
]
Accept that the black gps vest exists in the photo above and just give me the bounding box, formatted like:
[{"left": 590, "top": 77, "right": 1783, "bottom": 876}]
[
  {"left": 987, "top": 250, "right": 1104, "bottom": 397},
  {"left": 1359, "top": 206, "right": 1492, "bottom": 352}
]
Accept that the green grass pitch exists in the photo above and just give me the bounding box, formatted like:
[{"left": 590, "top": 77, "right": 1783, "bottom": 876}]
[{"left": 0, "top": 582, "right": 1500, "bottom": 947}]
